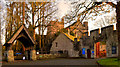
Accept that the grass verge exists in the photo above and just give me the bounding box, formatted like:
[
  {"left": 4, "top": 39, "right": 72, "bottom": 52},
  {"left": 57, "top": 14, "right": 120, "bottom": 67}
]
[{"left": 97, "top": 58, "right": 120, "bottom": 67}]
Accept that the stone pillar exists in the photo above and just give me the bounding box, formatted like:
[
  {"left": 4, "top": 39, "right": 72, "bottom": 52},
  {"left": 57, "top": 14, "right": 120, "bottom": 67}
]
[
  {"left": 25, "top": 51, "right": 28, "bottom": 60},
  {"left": 30, "top": 50, "right": 36, "bottom": 60},
  {"left": 94, "top": 44, "right": 96, "bottom": 58},
  {"left": 7, "top": 50, "right": 14, "bottom": 62}
]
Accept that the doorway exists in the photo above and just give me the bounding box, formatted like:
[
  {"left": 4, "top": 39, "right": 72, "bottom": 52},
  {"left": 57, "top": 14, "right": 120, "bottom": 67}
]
[
  {"left": 13, "top": 41, "right": 26, "bottom": 60},
  {"left": 28, "top": 50, "right": 30, "bottom": 60},
  {"left": 95, "top": 42, "right": 106, "bottom": 58},
  {"left": 87, "top": 49, "right": 91, "bottom": 58},
  {"left": 25, "top": 50, "right": 30, "bottom": 60}
]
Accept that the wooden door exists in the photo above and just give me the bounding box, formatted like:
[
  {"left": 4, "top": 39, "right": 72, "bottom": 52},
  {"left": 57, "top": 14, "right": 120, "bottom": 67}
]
[
  {"left": 96, "top": 42, "right": 100, "bottom": 58},
  {"left": 87, "top": 49, "right": 91, "bottom": 59}
]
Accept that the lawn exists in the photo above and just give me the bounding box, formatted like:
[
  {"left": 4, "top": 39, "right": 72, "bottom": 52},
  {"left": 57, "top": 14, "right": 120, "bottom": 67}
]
[{"left": 97, "top": 58, "right": 120, "bottom": 66}]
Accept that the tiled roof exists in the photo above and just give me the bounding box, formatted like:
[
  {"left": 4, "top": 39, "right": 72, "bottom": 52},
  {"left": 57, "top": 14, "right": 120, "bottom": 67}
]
[
  {"left": 4, "top": 25, "right": 35, "bottom": 46},
  {"left": 63, "top": 33, "right": 80, "bottom": 42}
]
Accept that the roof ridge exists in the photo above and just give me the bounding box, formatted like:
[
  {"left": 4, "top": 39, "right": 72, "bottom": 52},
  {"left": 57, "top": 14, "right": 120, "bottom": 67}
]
[{"left": 62, "top": 33, "right": 80, "bottom": 42}]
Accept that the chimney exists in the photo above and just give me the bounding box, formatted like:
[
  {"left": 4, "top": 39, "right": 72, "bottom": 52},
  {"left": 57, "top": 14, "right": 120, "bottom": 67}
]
[
  {"left": 60, "top": 17, "right": 64, "bottom": 28},
  {"left": 83, "top": 21, "right": 88, "bottom": 30},
  {"left": 74, "top": 38, "right": 77, "bottom": 44},
  {"left": 61, "top": 16, "right": 64, "bottom": 24}
]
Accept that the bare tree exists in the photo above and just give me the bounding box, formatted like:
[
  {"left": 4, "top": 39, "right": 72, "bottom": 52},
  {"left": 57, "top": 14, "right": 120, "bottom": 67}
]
[
  {"left": 0, "top": 4, "right": 1, "bottom": 46},
  {"left": 92, "top": 14, "right": 116, "bottom": 29},
  {"left": 65, "top": 2, "right": 116, "bottom": 30}
]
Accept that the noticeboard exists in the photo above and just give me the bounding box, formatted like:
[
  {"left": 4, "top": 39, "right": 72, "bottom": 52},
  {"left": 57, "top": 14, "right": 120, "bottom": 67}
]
[
  {"left": 112, "top": 46, "right": 116, "bottom": 54},
  {"left": 82, "top": 48, "right": 85, "bottom": 54}
]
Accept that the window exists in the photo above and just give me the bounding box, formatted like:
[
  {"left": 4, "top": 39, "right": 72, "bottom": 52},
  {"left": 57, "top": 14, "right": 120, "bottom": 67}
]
[
  {"left": 55, "top": 42, "right": 58, "bottom": 47},
  {"left": 64, "top": 50, "right": 68, "bottom": 55},
  {"left": 58, "top": 50, "right": 63, "bottom": 54},
  {"left": 112, "top": 46, "right": 117, "bottom": 54}
]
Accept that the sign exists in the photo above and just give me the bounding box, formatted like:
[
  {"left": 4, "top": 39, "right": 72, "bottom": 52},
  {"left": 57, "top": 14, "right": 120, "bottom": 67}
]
[
  {"left": 82, "top": 48, "right": 85, "bottom": 54},
  {"left": 16, "top": 53, "right": 22, "bottom": 55},
  {"left": 92, "top": 51, "right": 94, "bottom": 55},
  {"left": 112, "top": 46, "right": 116, "bottom": 54}
]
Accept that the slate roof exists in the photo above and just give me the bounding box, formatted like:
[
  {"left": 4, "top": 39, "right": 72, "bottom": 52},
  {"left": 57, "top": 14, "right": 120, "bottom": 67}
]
[
  {"left": 63, "top": 33, "right": 80, "bottom": 42},
  {"left": 4, "top": 24, "right": 35, "bottom": 47}
]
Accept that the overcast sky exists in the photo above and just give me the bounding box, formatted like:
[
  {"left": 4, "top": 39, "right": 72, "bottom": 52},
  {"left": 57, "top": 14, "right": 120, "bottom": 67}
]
[{"left": 55, "top": 1, "right": 117, "bottom": 30}]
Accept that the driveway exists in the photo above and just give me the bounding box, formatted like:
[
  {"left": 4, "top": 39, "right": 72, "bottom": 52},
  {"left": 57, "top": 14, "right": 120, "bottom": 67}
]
[{"left": 2, "top": 58, "right": 100, "bottom": 67}]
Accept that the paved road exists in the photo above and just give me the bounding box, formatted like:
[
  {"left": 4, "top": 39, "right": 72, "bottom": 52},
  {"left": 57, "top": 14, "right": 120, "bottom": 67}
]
[{"left": 2, "top": 58, "right": 100, "bottom": 67}]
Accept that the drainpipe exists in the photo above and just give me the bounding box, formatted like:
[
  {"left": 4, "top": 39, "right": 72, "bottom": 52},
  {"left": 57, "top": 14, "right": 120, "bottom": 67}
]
[
  {"left": 74, "top": 38, "right": 77, "bottom": 45},
  {"left": 74, "top": 38, "right": 79, "bottom": 51}
]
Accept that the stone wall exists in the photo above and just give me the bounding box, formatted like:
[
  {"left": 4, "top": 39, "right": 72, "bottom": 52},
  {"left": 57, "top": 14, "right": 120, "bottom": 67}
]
[
  {"left": 81, "top": 25, "right": 118, "bottom": 58},
  {"left": 30, "top": 50, "right": 36, "bottom": 60},
  {"left": 7, "top": 50, "right": 14, "bottom": 62},
  {"left": 5, "top": 50, "right": 36, "bottom": 61},
  {"left": 36, "top": 54, "right": 66, "bottom": 60}
]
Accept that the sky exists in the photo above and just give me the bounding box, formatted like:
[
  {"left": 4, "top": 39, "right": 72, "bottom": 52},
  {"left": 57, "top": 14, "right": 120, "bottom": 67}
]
[
  {"left": 0, "top": 0, "right": 7, "bottom": 45},
  {"left": 55, "top": 1, "right": 117, "bottom": 30},
  {"left": 0, "top": 0, "right": 117, "bottom": 44},
  {"left": 56, "top": 1, "right": 72, "bottom": 19}
]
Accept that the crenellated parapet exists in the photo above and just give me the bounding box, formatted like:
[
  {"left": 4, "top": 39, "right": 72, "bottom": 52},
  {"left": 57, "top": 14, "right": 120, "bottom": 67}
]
[{"left": 81, "top": 23, "right": 118, "bottom": 58}]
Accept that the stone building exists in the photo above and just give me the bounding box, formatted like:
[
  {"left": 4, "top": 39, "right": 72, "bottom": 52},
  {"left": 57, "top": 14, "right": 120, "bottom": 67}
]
[
  {"left": 50, "top": 33, "right": 80, "bottom": 57},
  {"left": 50, "top": 20, "right": 89, "bottom": 58},
  {"left": 80, "top": 24, "right": 118, "bottom": 58},
  {"left": 65, "top": 20, "right": 88, "bottom": 39},
  {"left": 47, "top": 18, "right": 64, "bottom": 37},
  {"left": 46, "top": 18, "right": 64, "bottom": 52}
]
